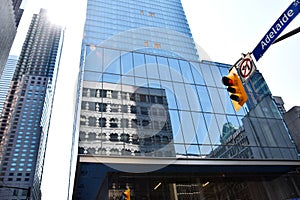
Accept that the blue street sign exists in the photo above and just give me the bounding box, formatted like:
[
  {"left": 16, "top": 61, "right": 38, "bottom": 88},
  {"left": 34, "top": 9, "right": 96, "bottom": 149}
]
[{"left": 252, "top": 0, "right": 300, "bottom": 61}]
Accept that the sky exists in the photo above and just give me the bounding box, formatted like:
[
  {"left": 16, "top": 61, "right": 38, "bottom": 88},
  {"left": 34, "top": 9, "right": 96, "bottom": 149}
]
[{"left": 8, "top": 0, "right": 300, "bottom": 199}]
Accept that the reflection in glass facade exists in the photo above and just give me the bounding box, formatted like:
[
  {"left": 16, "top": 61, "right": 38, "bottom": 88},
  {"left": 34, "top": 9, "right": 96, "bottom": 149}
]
[
  {"left": 79, "top": 47, "right": 298, "bottom": 160},
  {"left": 79, "top": 82, "right": 175, "bottom": 157},
  {"left": 71, "top": 0, "right": 299, "bottom": 199}
]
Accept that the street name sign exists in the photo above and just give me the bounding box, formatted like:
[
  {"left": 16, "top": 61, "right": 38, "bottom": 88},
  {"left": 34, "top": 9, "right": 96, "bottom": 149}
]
[{"left": 252, "top": 0, "right": 300, "bottom": 61}]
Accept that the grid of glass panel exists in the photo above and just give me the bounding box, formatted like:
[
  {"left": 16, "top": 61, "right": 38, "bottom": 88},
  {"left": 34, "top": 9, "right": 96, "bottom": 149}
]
[
  {"left": 83, "top": 0, "right": 199, "bottom": 61},
  {"left": 78, "top": 45, "right": 298, "bottom": 160}
]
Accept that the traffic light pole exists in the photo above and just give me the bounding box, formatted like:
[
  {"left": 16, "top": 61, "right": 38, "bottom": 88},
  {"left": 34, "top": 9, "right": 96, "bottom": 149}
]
[{"left": 272, "top": 26, "right": 300, "bottom": 44}]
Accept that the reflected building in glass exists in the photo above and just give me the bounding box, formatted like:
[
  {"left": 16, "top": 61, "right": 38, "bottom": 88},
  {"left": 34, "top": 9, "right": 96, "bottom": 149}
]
[
  {"left": 70, "top": 0, "right": 300, "bottom": 199},
  {"left": 79, "top": 82, "right": 175, "bottom": 157}
]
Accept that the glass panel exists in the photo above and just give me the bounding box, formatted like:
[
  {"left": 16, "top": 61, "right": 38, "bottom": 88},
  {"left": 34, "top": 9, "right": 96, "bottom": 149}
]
[
  {"left": 103, "top": 49, "right": 120, "bottom": 74},
  {"left": 200, "top": 144, "right": 213, "bottom": 157},
  {"left": 169, "top": 110, "right": 184, "bottom": 143},
  {"left": 204, "top": 113, "right": 220, "bottom": 145},
  {"left": 161, "top": 81, "right": 177, "bottom": 110},
  {"left": 207, "top": 87, "right": 225, "bottom": 114},
  {"left": 196, "top": 85, "right": 212, "bottom": 112},
  {"left": 173, "top": 83, "right": 190, "bottom": 111},
  {"left": 185, "top": 84, "right": 201, "bottom": 112},
  {"left": 135, "top": 77, "right": 148, "bottom": 87},
  {"left": 179, "top": 60, "right": 194, "bottom": 83},
  {"left": 103, "top": 73, "right": 120, "bottom": 83},
  {"left": 227, "top": 115, "right": 241, "bottom": 128},
  {"left": 186, "top": 144, "right": 200, "bottom": 157},
  {"left": 147, "top": 79, "right": 161, "bottom": 89},
  {"left": 191, "top": 112, "right": 210, "bottom": 145},
  {"left": 215, "top": 114, "right": 227, "bottom": 142},
  {"left": 145, "top": 55, "right": 159, "bottom": 79},
  {"left": 200, "top": 63, "right": 215, "bottom": 86},
  {"left": 83, "top": 71, "right": 102, "bottom": 82},
  {"left": 190, "top": 62, "right": 205, "bottom": 85},
  {"left": 174, "top": 144, "right": 186, "bottom": 156},
  {"left": 168, "top": 58, "right": 183, "bottom": 82},
  {"left": 157, "top": 56, "right": 171, "bottom": 81},
  {"left": 210, "top": 64, "right": 223, "bottom": 88},
  {"left": 121, "top": 75, "right": 134, "bottom": 86},
  {"left": 85, "top": 46, "right": 102, "bottom": 73},
  {"left": 121, "top": 51, "right": 133, "bottom": 76},
  {"left": 180, "top": 111, "right": 197, "bottom": 145},
  {"left": 133, "top": 53, "right": 146, "bottom": 78}
]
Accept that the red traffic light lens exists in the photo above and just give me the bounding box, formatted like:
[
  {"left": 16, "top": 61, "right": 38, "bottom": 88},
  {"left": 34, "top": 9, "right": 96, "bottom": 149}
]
[{"left": 222, "top": 76, "right": 234, "bottom": 86}]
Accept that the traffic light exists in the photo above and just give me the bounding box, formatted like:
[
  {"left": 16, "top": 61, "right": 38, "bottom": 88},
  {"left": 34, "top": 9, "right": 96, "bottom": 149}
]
[
  {"left": 122, "top": 188, "right": 130, "bottom": 200},
  {"left": 222, "top": 69, "right": 248, "bottom": 112}
]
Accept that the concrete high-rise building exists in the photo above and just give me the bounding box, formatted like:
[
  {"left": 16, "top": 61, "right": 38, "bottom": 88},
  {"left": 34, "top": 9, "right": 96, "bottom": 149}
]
[
  {"left": 273, "top": 96, "right": 286, "bottom": 115},
  {"left": 67, "top": 0, "right": 300, "bottom": 199},
  {"left": 284, "top": 106, "right": 300, "bottom": 153},
  {"left": 11, "top": 0, "right": 24, "bottom": 27},
  {"left": 0, "top": 9, "right": 63, "bottom": 200},
  {"left": 0, "top": 0, "right": 17, "bottom": 77}
]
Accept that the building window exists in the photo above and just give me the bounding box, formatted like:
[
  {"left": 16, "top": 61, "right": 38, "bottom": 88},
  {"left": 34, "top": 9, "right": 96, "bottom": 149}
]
[
  {"left": 149, "top": 12, "right": 155, "bottom": 17},
  {"left": 154, "top": 43, "right": 161, "bottom": 48},
  {"left": 144, "top": 41, "right": 148, "bottom": 47},
  {"left": 110, "top": 118, "right": 118, "bottom": 128}
]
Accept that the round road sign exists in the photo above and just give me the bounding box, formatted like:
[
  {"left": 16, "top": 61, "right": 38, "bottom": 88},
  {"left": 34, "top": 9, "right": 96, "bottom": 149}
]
[{"left": 238, "top": 58, "right": 253, "bottom": 79}]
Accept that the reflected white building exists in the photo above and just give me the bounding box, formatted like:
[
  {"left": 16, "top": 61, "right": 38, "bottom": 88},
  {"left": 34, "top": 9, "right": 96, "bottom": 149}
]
[{"left": 79, "top": 82, "right": 175, "bottom": 157}]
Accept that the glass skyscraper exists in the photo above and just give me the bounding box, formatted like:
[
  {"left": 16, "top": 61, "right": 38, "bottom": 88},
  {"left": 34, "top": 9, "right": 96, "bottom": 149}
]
[
  {"left": 0, "top": 9, "right": 63, "bottom": 200},
  {"left": 68, "top": 0, "right": 300, "bottom": 199},
  {"left": 0, "top": 55, "right": 18, "bottom": 115}
]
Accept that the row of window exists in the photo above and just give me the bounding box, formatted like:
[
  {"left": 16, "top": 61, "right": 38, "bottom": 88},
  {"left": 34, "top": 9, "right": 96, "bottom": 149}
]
[
  {"left": 80, "top": 132, "right": 171, "bottom": 144},
  {"left": 84, "top": 50, "right": 215, "bottom": 86},
  {"left": 82, "top": 88, "right": 165, "bottom": 104},
  {"left": 80, "top": 116, "right": 171, "bottom": 130},
  {"left": 82, "top": 102, "right": 167, "bottom": 117},
  {"left": 86, "top": 12, "right": 190, "bottom": 36}
]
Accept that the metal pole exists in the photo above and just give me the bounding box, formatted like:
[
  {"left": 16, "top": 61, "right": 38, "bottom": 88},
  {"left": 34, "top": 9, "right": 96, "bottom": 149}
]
[{"left": 272, "top": 26, "right": 300, "bottom": 44}]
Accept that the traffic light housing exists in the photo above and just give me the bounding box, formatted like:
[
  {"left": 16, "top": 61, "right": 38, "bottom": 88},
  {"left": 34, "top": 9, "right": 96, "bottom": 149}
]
[
  {"left": 222, "top": 70, "right": 248, "bottom": 112},
  {"left": 122, "top": 188, "right": 130, "bottom": 200}
]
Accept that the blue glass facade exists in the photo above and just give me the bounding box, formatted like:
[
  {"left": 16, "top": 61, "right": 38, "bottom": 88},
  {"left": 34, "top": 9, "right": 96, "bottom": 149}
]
[
  {"left": 71, "top": 0, "right": 299, "bottom": 199},
  {"left": 79, "top": 45, "right": 298, "bottom": 159}
]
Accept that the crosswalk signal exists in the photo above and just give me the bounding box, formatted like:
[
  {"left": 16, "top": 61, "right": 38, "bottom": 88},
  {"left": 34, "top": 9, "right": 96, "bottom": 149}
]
[
  {"left": 122, "top": 188, "right": 130, "bottom": 200},
  {"left": 222, "top": 69, "right": 248, "bottom": 112}
]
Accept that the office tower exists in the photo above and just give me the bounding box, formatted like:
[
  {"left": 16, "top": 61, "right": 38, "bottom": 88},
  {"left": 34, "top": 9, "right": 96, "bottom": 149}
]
[
  {"left": 0, "top": 0, "right": 17, "bottom": 77},
  {"left": 70, "top": 0, "right": 299, "bottom": 199},
  {"left": 11, "top": 0, "right": 24, "bottom": 27},
  {"left": 0, "top": 55, "right": 18, "bottom": 115},
  {"left": 0, "top": 9, "right": 63, "bottom": 200},
  {"left": 273, "top": 96, "right": 286, "bottom": 115},
  {"left": 284, "top": 106, "right": 300, "bottom": 152}
]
